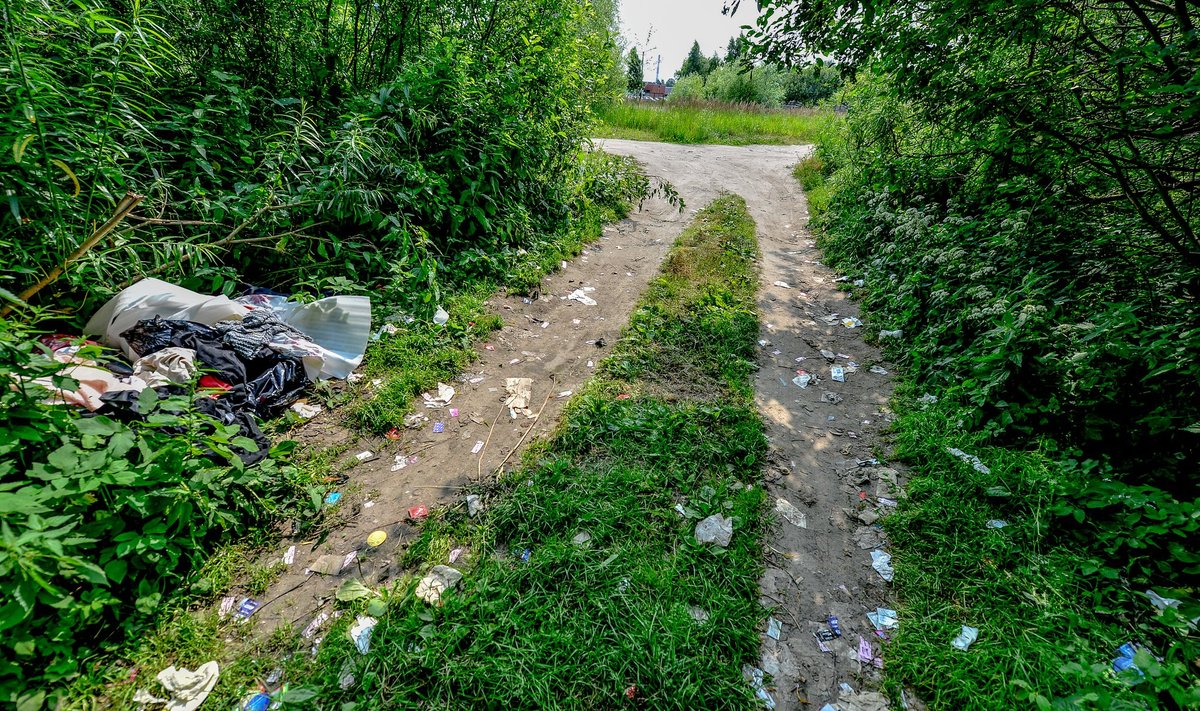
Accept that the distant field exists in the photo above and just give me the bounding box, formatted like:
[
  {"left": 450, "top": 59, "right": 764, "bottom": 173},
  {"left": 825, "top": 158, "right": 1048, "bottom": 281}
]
[{"left": 596, "top": 100, "right": 832, "bottom": 145}]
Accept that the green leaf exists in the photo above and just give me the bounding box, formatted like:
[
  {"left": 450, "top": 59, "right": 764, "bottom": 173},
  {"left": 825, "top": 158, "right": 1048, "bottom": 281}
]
[
  {"left": 279, "top": 687, "right": 319, "bottom": 704},
  {"left": 103, "top": 559, "right": 127, "bottom": 584},
  {"left": 336, "top": 580, "right": 373, "bottom": 602}
]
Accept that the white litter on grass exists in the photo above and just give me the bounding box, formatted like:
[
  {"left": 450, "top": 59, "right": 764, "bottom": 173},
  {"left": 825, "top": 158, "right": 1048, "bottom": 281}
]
[
  {"left": 466, "top": 494, "right": 483, "bottom": 517},
  {"left": 468, "top": 376, "right": 484, "bottom": 384},
  {"left": 557, "top": 390, "right": 573, "bottom": 398},
  {"left": 946, "top": 447, "right": 991, "bottom": 474},
  {"left": 986, "top": 519, "right": 1008, "bottom": 529},
  {"left": 918, "top": 393, "right": 939, "bottom": 406},
  {"left": 433, "top": 306, "right": 449, "bottom": 326},
  {"left": 416, "top": 565, "right": 463, "bottom": 605},
  {"left": 422, "top": 382, "right": 455, "bottom": 408},
  {"left": 217, "top": 596, "right": 236, "bottom": 619},
  {"left": 349, "top": 615, "right": 378, "bottom": 654},
  {"left": 391, "top": 454, "right": 408, "bottom": 472},
  {"left": 355, "top": 450, "right": 374, "bottom": 462},
  {"left": 775, "top": 498, "right": 808, "bottom": 528},
  {"left": 951, "top": 625, "right": 979, "bottom": 651},
  {"left": 290, "top": 401, "right": 322, "bottom": 419},
  {"left": 871, "top": 550, "right": 895, "bottom": 582},
  {"left": 842, "top": 317, "right": 863, "bottom": 328},
  {"left": 772, "top": 281, "right": 792, "bottom": 289},
  {"left": 341, "top": 551, "right": 358, "bottom": 571},
  {"left": 831, "top": 366, "right": 846, "bottom": 383},
  {"left": 567, "top": 289, "right": 597, "bottom": 306},
  {"left": 878, "top": 497, "right": 898, "bottom": 507},
  {"left": 793, "top": 374, "right": 813, "bottom": 389},
  {"left": 347, "top": 372, "right": 365, "bottom": 383},
  {"left": 282, "top": 545, "right": 296, "bottom": 565},
  {"left": 695, "top": 514, "right": 734, "bottom": 547},
  {"left": 301, "top": 612, "right": 330, "bottom": 640},
  {"left": 820, "top": 349, "right": 836, "bottom": 361},
  {"left": 879, "top": 329, "right": 903, "bottom": 339},
  {"left": 688, "top": 606, "right": 710, "bottom": 623},
  {"left": 869, "top": 365, "right": 889, "bottom": 375},
  {"left": 471, "top": 440, "right": 484, "bottom": 454},
  {"left": 153, "top": 662, "right": 220, "bottom": 711},
  {"left": 758, "top": 339, "right": 770, "bottom": 347}
]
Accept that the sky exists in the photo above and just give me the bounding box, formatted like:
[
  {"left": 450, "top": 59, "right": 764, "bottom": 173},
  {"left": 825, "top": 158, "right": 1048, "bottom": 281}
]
[{"left": 619, "top": 0, "right": 761, "bottom": 82}]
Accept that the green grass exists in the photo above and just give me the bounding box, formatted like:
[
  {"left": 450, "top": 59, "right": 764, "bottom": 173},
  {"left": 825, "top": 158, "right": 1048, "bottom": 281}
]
[
  {"left": 85, "top": 194, "right": 767, "bottom": 710},
  {"left": 291, "top": 194, "right": 768, "bottom": 709},
  {"left": 596, "top": 100, "right": 831, "bottom": 145}
]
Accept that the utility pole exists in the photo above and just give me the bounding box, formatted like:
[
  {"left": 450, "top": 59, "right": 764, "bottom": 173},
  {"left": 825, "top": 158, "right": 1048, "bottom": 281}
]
[{"left": 656, "top": 55, "right": 661, "bottom": 83}]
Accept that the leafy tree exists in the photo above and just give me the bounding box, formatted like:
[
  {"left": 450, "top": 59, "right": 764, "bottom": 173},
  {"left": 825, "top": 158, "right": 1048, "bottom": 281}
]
[{"left": 626, "top": 47, "right": 644, "bottom": 91}]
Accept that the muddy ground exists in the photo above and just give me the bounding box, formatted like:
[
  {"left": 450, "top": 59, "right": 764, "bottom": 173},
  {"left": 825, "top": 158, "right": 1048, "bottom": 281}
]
[{"left": 243, "top": 140, "right": 902, "bottom": 709}]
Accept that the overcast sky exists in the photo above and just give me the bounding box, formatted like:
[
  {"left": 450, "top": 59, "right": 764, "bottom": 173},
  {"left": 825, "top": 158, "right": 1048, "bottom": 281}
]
[{"left": 619, "top": 0, "right": 761, "bottom": 82}]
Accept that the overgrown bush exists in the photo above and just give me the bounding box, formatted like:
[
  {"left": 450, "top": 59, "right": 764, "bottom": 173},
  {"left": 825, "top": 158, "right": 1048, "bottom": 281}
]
[
  {"left": 0, "top": 321, "right": 314, "bottom": 708},
  {"left": 670, "top": 61, "right": 786, "bottom": 107}
]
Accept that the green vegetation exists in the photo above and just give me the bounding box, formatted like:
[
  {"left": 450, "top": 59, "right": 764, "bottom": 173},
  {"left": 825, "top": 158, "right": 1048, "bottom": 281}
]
[
  {"left": 0, "top": 0, "right": 656, "bottom": 706},
  {"left": 664, "top": 38, "right": 840, "bottom": 107},
  {"left": 80, "top": 194, "right": 768, "bottom": 710},
  {"left": 747, "top": 0, "right": 1200, "bottom": 705},
  {"left": 597, "top": 101, "right": 830, "bottom": 145}
]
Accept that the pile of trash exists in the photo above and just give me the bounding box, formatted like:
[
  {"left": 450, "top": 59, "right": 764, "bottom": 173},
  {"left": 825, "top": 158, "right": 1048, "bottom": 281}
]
[{"left": 35, "top": 279, "right": 370, "bottom": 463}]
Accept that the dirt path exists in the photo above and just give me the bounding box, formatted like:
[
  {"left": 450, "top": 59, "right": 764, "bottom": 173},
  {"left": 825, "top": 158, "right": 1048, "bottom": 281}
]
[
  {"left": 250, "top": 140, "right": 900, "bottom": 710},
  {"left": 602, "top": 140, "right": 901, "bottom": 710}
]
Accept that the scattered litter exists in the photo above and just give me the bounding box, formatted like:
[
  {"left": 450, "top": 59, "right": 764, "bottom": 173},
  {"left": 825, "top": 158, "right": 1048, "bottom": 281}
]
[
  {"left": 341, "top": 550, "right": 357, "bottom": 571},
  {"left": 842, "top": 317, "right": 863, "bottom": 328},
  {"left": 466, "top": 494, "right": 483, "bottom": 517},
  {"left": 469, "top": 376, "right": 484, "bottom": 384},
  {"left": 469, "top": 440, "right": 485, "bottom": 455},
  {"left": 617, "top": 578, "right": 630, "bottom": 593},
  {"left": 363, "top": 500, "right": 374, "bottom": 508},
  {"left": 423, "top": 383, "right": 456, "bottom": 408},
  {"left": 1112, "top": 642, "right": 1144, "bottom": 678},
  {"left": 917, "top": 393, "right": 938, "bottom": 406},
  {"left": 432, "top": 421, "right": 445, "bottom": 433},
  {"left": 793, "top": 373, "right": 813, "bottom": 389},
  {"left": 772, "top": 281, "right": 792, "bottom": 289},
  {"left": 840, "top": 683, "right": 855, "bottom": 694},
  {"left": 348, "top": 373, "right": 364, "bottom": 383},
  {"left": 946, "top": 447, "right": 991, "bottom": 474},
  {"left": 742, "top": 665, "right": 776, "bottom": 710},
  {"left": 828, "top": 615, "right": 842, "bottom": 637},
  {"left": 688, "top": 606, "right": 709, "bottom": 623},
  {"left": 484, "top": 344, "right": 495, "bottom": 351},
  {"left": 831, "top": 366, "right": 846, "bottom": 382},
  {"left": 869, "top": 365, "right": 889, "bottom": 375},
  {"left": 878, "top": 497, "right": 898, "bottom": 507},
  {"left": 354, "top": 450, "right": 374, "bottom": 462},
  {"left": 758, "top": 339, "right": 770, "bottom": 347},
  {"left": 853, "top": 279, "right": 865, "bottom": 287},
  {"left": 858, "top": 636, "right": 883, "bottom": 668},
  {"left": 153, "top": 661, "right": 220, "bottom": 711},
  {"left": 951, "top": 625, "right": 979, "bottom": 651},
  {"left": 450, "top": 408, "right": 459, "bottom": 418},
  {"left": 986, "top": 519, "right": 1008, "bottom": 529},
  {"left": 821, "top": 314, "right": 841, "bottom": 325},
  {"left": 815, "top": 635, "right": 832, "bottom": 653},
  {"left": 695, "top": 514, "right": 734, "bottom": 547},
  {"left": 767, "top": 617, "right": 783, "bottom": 640},
  {"left": 301, "top": 611, "right": 330, "bottom": 640},
  {"left": 391, "top": 454, "right": 409, "bottom": 472},
  {"left": 509, "top": 358, "right": 522, "bottom": 365},
  {"left": 367, "top": 530, "right": 387, "bottom": 547},
  {"left": 1145, "top": 589, "right": 1182, "bottom": 612},
  {"left": 844, "top": 361, "right": 859, "bottom": 373},
  {"left": 290, "top": 401, "right": 322, "bottom": 419},
  {"left": 879, "top": 329, "right": 903, "bottom": 339},
  {"left": 820, "top": 349, "right": 836, "bottom": 361},
  {"left": 449, "top": 547, "right": 464, "bottom": 564},
  {"left": 587, "top": 360, "right": 594, "bottom": 367},
  {"left": 856, "top": 458, "right": 880, "bottom": 467},
  {"left": 337, "top": 663, "right": 355, "bottom": 690},
  {"left": 282, "top": 545, "right": 296, "bottom": 565},
  {"left": 557, "top": 390, "right": 573, "bottom": 398},
  {"left": 567, "top": 289, "right": 598, "bottom": 306},
  {"left": 772, "top": 350, "right": 781, "bottom": 356},
  {"left": 867, "top": 608, "right": 899, "bottom": 631},
  {"left": 324, "top": 491, "right": 342, "bottom": 505},
  {"left": 822, "top": 392, "right": 843, "bottom": 404},
  {"left": 572, "top": 531, "right": 592, "bottom": 546},
  {"left": 774, "top": 498, "right": 808, "bottom": 528},
  {"left": 505, "top": 377, "right": 536, "bottom": 418},
  {"left": 416, "top": 565, "right": 463, "bottom": 605},
  {"left": 349, "top": 615, "right": 378, "bottom": 654},
  {"left": 404, "top": 412, "right": 428, "bottom": 428},
  {"left": 242, "top": 691, "right": 271, "bottom": 711},
  {"left": 408, "top": 505, "right": 429, "bottom": 520},
  {"left": 433, "top": 306, "right": 450, "bottom": 326},
  {"left": 871, "top": 550, "right": 895, "bottom": 582},
  {"left": 218, "top": 596, "right": 236, "bottom": 619}
]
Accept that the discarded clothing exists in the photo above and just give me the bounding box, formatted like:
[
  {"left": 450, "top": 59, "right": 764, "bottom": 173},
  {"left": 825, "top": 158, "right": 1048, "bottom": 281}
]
[
  {"left": 155, "top": 661, "right": 220, "bottom": 711},
  {"left": 213, "top": 309, "right": 307, "bottom": 360},
  {"left": 30, "top": 364, "right": 148, "bottom": 411},
  {"left": 132, "top": 347, "right": 198, "bottom": 388},
  {"left": 235, "top": 293, "right": 371, "bottom": 380}
]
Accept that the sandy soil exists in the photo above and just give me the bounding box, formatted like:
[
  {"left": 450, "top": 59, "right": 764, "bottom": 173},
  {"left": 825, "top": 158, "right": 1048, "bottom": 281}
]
[{"left": 244, "top": 140, "right": 901, "bottom": 709}]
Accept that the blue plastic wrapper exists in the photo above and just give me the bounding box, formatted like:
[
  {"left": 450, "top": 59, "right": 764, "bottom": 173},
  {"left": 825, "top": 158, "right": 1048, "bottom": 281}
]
[
  {"left": 827, "top": 615, "right": 842, "bottom": 637},
  {"left": 243, "top": 692, "right": 271, "bottom": 711},
  {"left": 1112, "top": 642, "right": 1144, "bottom": 678}
]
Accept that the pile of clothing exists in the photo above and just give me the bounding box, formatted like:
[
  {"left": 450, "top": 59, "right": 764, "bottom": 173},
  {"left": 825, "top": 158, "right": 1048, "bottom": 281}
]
[{"left": 35, "top": 279, "right": 371, "bottom": 463}]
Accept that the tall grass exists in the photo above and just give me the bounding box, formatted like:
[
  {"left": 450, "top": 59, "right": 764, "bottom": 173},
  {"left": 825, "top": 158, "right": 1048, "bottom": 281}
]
[{"left": 596, "top": 99, "right": 831, "bottom": 145}]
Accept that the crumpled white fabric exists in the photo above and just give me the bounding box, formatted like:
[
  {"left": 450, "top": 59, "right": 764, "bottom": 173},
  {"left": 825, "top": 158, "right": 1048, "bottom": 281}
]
[
  {"left": 132, "top": 347, "right": 198, "bottom": 388},
  {"left": 504, "top": 378, "right": 535, "bottom": 418},
  {"left": 31, "top": 364, "right": 149, "bottom": 411},
  {"left": 154, "top": 661, "right": 219, "bottom": 711}
]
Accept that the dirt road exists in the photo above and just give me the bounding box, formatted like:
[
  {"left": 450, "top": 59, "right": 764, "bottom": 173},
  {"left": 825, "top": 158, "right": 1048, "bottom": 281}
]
[{"left": 250, "top": 139, "right": 898, "bottom": 708}]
